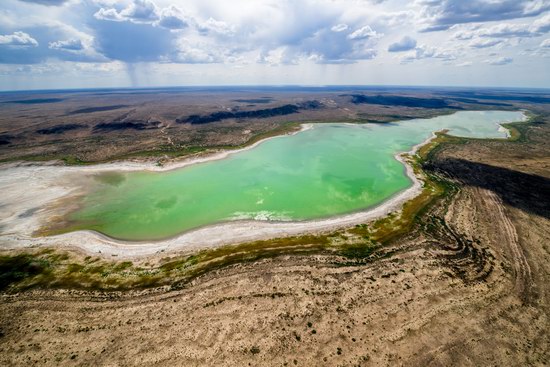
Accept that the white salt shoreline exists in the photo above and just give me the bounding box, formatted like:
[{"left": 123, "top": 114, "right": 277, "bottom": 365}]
[
  {"left": 0, "top": 115, "right": 519, "bottom": 259},
  {"left": 0, "top": 123, "right": 313, "bottom": 176}
]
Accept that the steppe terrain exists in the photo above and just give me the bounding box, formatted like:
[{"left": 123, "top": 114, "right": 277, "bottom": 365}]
[
  {"left": 1, "top": 86, "right": 544, "bottom": 164},
  {"left": 0, "top": 87, "right": 549, "bottom": 366}
]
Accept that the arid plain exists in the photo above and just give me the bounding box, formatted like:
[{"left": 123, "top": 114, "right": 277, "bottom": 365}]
[{"left": 0, "top": 87, "right": 549, "bottom": 366}]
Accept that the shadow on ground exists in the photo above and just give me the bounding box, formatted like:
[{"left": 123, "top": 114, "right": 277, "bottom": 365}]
[{"left": 424, "top": 158, "right": 550, "bottom": 219}]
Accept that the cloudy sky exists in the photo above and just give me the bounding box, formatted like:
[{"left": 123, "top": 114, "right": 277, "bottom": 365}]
[{"left": 0, "top": 0, "right": 549, "bottom": 90}]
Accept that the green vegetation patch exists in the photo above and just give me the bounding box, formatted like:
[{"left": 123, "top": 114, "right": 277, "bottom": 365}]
[
  {"left": 0, "top": 235, "right": 331, "bottom": 293},
  {"left": 0, "top": 253, "right": 53, "bottom": 291}
]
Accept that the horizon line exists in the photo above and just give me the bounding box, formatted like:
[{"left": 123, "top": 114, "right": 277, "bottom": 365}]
[{"left": 2, "top": 84, "right": 550, "bottom": 94}]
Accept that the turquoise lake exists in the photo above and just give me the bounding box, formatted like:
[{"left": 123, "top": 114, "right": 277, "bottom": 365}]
[{"left": 67, "top": 110, "right": 524, "bottom": 241}]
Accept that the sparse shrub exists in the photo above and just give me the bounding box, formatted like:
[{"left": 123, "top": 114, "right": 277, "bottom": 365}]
[
  {"left": 0, "top": 254, "right": 51, "bottom": 291},
  {"left": 340, "top": 243, "right": 376, "bottom": 259}
]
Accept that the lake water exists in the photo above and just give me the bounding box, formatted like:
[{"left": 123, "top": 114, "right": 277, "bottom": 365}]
[{"left": 67, "top": 110, "right": 524, "bottom": 241}]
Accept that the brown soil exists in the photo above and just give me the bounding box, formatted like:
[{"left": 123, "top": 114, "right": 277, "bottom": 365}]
[{"left": 0, "top": 88, "right": 517, "bottom": 164}]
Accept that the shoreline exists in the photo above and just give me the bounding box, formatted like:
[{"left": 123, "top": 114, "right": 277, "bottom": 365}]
[
  {"left": 0, "top": 130, "right": 431, "bottom": 259},
  {"left": 0, "top": 123, "right": 312, "bottom": 174},
  {"left": 0, "top": 113, "right": 522, "bottom": 259}
]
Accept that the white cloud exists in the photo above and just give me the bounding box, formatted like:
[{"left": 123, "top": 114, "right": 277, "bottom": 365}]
[
  {"left": 453, "top": 14, "right": 550, "bottom": 41},
  {"left": 49, "top": 39, "right": 84, "bottom": 51},
  {"left": 94, "top": 0, "right": 193, "bottom": 31},
  {"left": 453, "top": 30, "right": 475, "bottom": 41},
  {"left": 174, "top": 44, "right": 223, "bottom": 64},
  {"left": 541, "top": 39, "right": 550, "bottom": 48},
  {"left": 156, "top": 5, "right": 189, "bottom": 30},
  {"left": 197, "top": 18, "right": 236, "bottom": 36},
  {"left": 532, "top": 12, "right": 550, "bottom": 33},
  {"left": 93, "top": 8, "right": 124, "bottom": 22},
  {"left": 485, "top": 56, "right": 513, "bottom": 65},
  {"left": 331, "top": 24, "right": 349, "bottom": 32},
  {"left": 256, "top": 47, "right": 287, "bottom": 65},
  {"left": 347, "top": 25, "right": 380, "bottom": 40},
  {"left": 469, "top": 38, "right": 504, "bottom": 49},
  {"left": 120, "top": 0, "right": 159, "bottom": 23},
  {"left": 0, "top": 31, "right": 38, "bottom": 47},
  {"left": 400, "top": 44, "right": 457, "bottom": 63},
  {"left": 477, "top": 24, "right": 534, "bottom": 38},
  {"left": 94, "top": 0, "right": 159, "bottom": 24},
  {"left": 388, "top": 36, "right": 417, "bottom": 52}
]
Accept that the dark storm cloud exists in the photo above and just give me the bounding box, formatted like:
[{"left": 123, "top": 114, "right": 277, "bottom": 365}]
[
  {"left": 419, "top": 0, "right": 550, "bottom": 32},
  {"left": 92, "top": 19, "right": 174, "bottom": 62}
]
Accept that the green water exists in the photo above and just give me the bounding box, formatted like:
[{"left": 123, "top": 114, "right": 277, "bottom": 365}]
[{"left": 70, "top": 111, "right": 524, "bottom": 241}]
